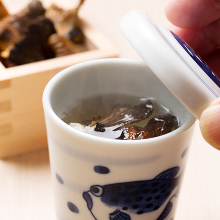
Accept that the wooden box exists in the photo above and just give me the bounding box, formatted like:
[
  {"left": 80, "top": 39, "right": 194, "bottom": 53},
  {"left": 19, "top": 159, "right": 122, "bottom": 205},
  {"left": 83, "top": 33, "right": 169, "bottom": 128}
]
[{"left": 0, "top": 19, "right": 119, "bottom": 158}]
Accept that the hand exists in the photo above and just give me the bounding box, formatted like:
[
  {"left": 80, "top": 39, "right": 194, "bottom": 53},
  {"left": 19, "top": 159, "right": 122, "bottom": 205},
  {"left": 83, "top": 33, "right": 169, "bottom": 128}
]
[{"left": 166, "top": 0, "right": 220, "bottom": 150}]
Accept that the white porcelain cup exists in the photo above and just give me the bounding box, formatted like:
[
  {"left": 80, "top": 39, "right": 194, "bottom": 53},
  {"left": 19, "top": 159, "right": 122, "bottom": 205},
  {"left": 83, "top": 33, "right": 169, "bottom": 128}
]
[{"left": 43, "top": 59, "right": 196, "bottom": 220}]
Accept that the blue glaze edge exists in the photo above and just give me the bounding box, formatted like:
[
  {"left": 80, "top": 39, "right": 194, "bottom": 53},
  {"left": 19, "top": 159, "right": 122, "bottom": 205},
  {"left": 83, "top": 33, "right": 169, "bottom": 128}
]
[
  {"left": 149, "top": 18, "right": 219, "bottom": 98},
  {"left": 171, "top": 32, "right": 220, "bottom": 88}
]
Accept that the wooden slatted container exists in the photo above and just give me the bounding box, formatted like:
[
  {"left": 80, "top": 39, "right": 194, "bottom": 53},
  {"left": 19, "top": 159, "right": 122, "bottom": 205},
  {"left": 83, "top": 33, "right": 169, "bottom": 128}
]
[{"left": 0, "top": 18, "right": 119, "bottom": 158}]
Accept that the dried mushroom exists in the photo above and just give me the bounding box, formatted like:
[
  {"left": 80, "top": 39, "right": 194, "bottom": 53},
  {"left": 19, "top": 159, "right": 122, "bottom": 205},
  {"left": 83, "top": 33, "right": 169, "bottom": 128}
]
[
  {"left": 18, "top": 0, "right": 45, "bottom": 21},
  {"left": 1, "top": 16, "right": 56, "bottom": 67},
  {"left": 0, "top": 0, "right": 45, "bottom": 51},
  {"left": 45, "top": 0, "right": 84, "bottom": 42},
  {"left": 48, "top": 33, "right": 85, "bottom": 57},
  {"left": 0, "top": 0, "right": 86, "bottom": 68},
  {"left": 67, "top": 28, "right": 84, "bottom": 44}
]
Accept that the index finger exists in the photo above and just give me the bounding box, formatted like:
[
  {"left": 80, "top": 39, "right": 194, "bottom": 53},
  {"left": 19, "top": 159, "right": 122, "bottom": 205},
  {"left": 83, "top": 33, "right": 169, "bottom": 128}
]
[{"left": 166, "top": 0, "right": 220, "bottom": 28}]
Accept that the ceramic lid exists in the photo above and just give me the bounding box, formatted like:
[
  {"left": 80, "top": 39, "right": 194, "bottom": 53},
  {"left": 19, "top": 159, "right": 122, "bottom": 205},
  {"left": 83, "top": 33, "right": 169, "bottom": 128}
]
[{"left": 119, "top": 10, "right": 220, "bottom": 119}]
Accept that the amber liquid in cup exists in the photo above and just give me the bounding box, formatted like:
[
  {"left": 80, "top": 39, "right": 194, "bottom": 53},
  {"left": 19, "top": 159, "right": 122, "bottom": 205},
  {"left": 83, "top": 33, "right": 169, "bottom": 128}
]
[{"left": 61, "top": 94, "right": 180, "bottom": 140}]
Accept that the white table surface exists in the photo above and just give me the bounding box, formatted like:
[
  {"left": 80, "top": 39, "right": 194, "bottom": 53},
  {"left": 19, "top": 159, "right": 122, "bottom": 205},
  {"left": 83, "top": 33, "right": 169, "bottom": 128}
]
[{"left": 1, "top": 0, "right": 220, "bottom": 220}]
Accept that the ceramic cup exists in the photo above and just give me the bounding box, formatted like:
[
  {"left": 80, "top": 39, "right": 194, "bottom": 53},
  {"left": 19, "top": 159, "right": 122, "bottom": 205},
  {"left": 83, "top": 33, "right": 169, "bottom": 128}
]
[{"left": 43, "top": 59, "right": 196, "bottom": 220}]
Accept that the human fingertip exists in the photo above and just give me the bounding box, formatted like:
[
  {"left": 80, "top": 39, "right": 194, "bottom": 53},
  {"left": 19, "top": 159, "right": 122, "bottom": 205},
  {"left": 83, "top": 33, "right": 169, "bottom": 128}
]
[
  {"left": 165, "top": 0, "right": 191, "bottom": 28},
  {"left": 165, "top": 0, "right": 176, "bottom": 23},
  {"left": 199, "top": 103, "right": 220, "bottom": 150}
]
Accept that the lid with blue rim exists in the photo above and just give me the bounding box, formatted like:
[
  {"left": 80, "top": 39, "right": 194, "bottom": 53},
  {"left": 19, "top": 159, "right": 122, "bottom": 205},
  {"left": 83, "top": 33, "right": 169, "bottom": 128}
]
[{"left": 119, "top": 9, "right": 220, "bottom": 119}]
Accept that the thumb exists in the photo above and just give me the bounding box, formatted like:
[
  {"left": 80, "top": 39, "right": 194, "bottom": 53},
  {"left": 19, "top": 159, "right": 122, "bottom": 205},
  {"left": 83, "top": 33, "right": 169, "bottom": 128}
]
[{"left": 200, "top": 98, "right": 220, "bottom": 150}]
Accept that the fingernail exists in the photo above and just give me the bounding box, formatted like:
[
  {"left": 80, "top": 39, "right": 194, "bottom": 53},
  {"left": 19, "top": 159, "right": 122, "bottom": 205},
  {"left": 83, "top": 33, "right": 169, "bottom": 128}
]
[{"left": 200, "top": 104, "right": 220, "bottom": 150}]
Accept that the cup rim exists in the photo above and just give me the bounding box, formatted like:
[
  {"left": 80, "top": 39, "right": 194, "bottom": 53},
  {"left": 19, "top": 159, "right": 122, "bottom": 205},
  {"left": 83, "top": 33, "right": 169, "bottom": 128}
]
[{"left": 43, "top": 58, "right": 196, "bottom": 146}]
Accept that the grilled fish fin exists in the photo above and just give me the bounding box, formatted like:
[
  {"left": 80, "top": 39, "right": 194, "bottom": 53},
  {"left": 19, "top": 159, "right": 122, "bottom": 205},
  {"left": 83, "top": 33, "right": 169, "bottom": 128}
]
[
  {"left": 156, "top": 201, "right": 173, "bottom": 220},
  {"left": 154, "top": 167, "right": 180, "bottom": 180},
  {"left": 109, "top": 209, "right": 131, "bottom": 220},
  {"left": 83, "top": 192, "right": 93, "bottom": 210}
]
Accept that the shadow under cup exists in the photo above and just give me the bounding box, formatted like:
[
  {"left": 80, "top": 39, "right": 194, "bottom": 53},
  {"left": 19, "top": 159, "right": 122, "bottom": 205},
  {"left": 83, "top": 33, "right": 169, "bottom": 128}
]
[{"left": 43, "top": 59, "right": 196, "bottom": 220}]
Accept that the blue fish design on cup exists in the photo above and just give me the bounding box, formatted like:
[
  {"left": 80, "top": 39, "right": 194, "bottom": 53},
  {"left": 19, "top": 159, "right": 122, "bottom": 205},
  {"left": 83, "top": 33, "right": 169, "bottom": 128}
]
[{"left": 83, "top": 167, "right": 180, "bottom": 220}]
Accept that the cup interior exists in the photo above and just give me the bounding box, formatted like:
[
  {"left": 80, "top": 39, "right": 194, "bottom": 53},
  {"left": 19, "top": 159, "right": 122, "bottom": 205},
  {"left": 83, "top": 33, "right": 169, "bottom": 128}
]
[{"left": 47, "top": 59, "right": 194, "bottom": 133}]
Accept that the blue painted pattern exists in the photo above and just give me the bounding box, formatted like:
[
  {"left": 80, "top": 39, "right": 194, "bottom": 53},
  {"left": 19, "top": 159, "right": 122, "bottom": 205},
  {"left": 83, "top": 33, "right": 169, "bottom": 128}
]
[
  {"left": 83, "top": 167, "right": 180, "bottom": 220},
  {"left": 171, "top": 32, "right": 220, "bottom": 88}
]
